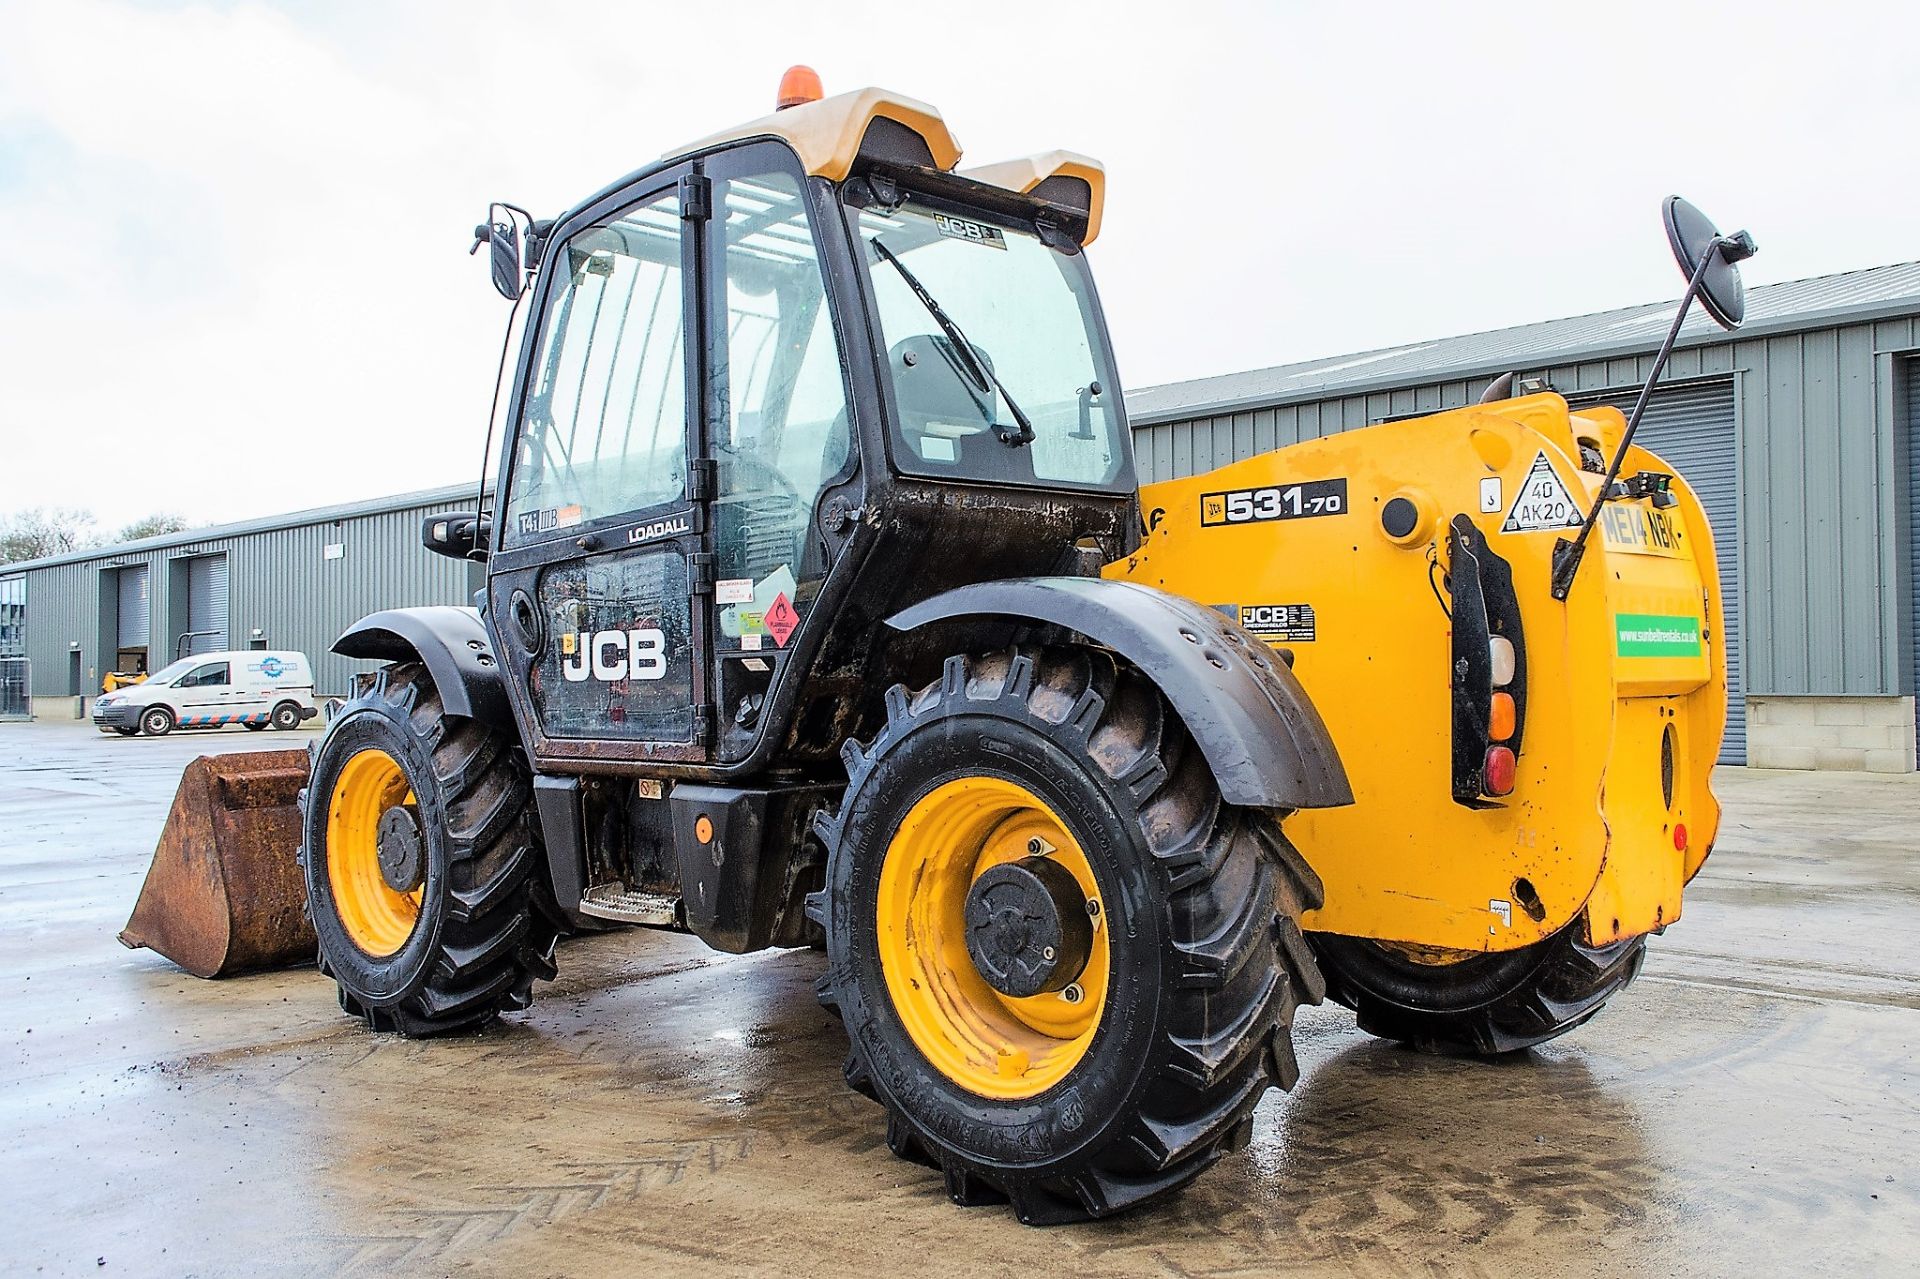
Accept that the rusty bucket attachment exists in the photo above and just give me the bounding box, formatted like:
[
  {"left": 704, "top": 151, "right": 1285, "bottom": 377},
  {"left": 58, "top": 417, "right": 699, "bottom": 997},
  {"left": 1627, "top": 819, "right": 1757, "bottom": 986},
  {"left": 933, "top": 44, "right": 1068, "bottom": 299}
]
[{"left": 119, "top": 749, "right": 318, "bottom": 978}]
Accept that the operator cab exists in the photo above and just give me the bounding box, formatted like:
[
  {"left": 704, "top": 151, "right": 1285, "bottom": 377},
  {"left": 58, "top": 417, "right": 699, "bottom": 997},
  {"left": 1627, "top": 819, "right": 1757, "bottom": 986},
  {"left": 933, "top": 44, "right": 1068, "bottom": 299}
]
[{"left": 464, "top": 77, "right": 1136, "bottom": 774}]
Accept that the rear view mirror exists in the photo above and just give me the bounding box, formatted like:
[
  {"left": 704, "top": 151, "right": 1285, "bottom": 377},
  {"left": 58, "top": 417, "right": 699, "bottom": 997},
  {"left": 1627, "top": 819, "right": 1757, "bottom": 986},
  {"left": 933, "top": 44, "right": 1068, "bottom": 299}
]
[
  {"left": 422, "top": 511, "right": 491, "bottom": 561},
  {"left": 1663, "top": 196, "right": 1757, "bottom": 330},
  {"left": 470, "top": 202, "right": 532, "bottom": 300}
]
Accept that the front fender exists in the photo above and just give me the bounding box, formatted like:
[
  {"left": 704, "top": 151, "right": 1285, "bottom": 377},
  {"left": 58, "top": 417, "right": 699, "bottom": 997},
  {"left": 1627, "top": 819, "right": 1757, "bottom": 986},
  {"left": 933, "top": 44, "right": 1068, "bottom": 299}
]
[
  {"left": 333, "top": 606, "right": 513, "bottom": 730},
  {"left": 889, "top": 578, "right": 1352, "bottom": 811}
]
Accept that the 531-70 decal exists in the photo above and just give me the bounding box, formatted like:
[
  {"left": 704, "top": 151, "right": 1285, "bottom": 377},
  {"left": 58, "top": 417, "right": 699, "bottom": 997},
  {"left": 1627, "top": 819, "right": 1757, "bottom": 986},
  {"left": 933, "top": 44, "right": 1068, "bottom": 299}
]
[{"left": 1201, "top": 478, "right": 1348, "bottom": 527}]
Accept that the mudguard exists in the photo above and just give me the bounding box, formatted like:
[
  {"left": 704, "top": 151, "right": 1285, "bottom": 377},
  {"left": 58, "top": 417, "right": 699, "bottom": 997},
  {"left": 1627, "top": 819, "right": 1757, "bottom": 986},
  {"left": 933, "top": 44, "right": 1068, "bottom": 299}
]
[
  {"left": 333, "top": 606, "right": 513, "bottom": 729},
  {"left": 888, "top": 577, "right": 1352, "bottom": 811}
]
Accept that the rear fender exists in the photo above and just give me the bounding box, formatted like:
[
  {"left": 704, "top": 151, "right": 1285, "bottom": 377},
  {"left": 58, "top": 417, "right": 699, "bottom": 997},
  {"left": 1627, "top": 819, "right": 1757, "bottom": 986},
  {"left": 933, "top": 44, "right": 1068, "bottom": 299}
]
[
  {"left": 332, "top": 606, "right": 513, "bottom": 730},
  {"left": 888, "top": 577, "right": 1352, "bottom": 811}
]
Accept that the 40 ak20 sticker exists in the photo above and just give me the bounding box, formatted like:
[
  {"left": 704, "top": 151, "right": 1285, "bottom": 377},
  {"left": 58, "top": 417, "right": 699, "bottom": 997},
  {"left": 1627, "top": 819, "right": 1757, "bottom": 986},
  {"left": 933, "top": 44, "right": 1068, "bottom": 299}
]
[{"left": 1200, "top": 477, "right": 1348, "bottom": 527}]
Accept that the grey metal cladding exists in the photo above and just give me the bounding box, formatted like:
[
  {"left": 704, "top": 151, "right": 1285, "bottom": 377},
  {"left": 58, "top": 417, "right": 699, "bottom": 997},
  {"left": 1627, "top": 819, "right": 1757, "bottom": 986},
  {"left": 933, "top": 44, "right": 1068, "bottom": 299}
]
[
  {"left": 17, "top": 488, "right": 479, "bottom": 696},
  {"left": 1129, "top": 269, "right": 1920, "bottom": 704}
]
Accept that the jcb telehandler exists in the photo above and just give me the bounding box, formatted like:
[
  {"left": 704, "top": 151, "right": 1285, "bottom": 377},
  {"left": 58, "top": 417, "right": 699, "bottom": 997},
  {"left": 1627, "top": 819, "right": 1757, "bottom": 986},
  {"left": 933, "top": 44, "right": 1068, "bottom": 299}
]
[{"left": 122, "top": 70, "right": 1750, "bottom": 1223}]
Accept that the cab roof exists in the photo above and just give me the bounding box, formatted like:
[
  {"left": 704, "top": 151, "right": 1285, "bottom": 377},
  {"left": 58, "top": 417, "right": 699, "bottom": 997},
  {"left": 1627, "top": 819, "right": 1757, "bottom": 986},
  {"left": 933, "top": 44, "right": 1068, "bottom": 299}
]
[{"left": 664, "top": 86, "right": 1106, "bottom": 245}]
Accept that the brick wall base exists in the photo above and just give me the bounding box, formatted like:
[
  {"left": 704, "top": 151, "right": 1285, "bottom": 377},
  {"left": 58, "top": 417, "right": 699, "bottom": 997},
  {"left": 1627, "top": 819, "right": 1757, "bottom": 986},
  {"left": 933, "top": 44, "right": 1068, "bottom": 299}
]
[{"left": 1746, "top": 696, "right": 1917, "bottom": 773}]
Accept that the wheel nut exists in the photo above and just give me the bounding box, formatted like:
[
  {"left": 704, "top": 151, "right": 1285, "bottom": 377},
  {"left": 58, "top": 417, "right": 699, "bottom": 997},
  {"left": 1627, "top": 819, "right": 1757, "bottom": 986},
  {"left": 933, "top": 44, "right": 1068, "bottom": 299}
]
[
  {"left": 1042, "top": 945, "right": 1056, "bottom": 961},
  {"left": 1061, "top": 983, "right": 1084, "bottom": 1005},
  {"left": 1027, "top": 837, "right": 1043, "bottom": 855},
  {"left": 1086, "top": 899, "right": 1100, "bottom": 918}
]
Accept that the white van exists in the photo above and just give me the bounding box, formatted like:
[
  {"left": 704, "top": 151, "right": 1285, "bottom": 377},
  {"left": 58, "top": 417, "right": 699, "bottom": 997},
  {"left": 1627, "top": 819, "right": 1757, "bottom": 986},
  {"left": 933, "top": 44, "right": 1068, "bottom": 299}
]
[{"left": 93, "top": 651, "right": 320, "bottom": 737}]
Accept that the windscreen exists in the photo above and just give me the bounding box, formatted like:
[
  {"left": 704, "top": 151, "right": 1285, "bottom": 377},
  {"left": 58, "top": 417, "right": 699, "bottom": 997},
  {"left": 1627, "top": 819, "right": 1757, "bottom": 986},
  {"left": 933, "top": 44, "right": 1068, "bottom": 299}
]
[{"left": 851, "top": 196, "right": 1124, "bottom": 489}]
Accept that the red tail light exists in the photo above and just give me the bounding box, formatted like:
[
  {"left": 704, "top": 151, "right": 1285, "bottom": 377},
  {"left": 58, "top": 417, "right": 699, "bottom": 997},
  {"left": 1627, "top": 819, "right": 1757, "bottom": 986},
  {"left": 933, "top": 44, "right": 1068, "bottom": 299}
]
[{"left": 1483, "top": 745, "right": 1517, "bottom": 796}]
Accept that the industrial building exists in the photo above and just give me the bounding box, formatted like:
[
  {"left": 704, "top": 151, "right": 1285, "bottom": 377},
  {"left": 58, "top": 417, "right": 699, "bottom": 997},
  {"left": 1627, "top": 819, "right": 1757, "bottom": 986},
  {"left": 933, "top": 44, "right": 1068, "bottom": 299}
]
[
  {"left": 4, "top": 262, "right": 1917, "bottom": 770},
  {"left": 0, "top": 485, "right": 479, "bottom": 717}
]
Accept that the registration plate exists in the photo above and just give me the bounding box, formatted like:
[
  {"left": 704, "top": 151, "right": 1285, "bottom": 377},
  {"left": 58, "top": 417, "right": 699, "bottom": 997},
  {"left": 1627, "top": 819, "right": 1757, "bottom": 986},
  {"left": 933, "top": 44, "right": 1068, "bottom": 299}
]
[{"left": 1601, "top": 504, "right": 1684, "bottom": 558}]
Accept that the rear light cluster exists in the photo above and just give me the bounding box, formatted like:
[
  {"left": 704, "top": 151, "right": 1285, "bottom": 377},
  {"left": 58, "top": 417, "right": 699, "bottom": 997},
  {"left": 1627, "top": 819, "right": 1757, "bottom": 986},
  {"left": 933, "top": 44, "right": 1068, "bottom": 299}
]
[{"left": 1483, "top": 636, "right": 1518, "bottom": 796}]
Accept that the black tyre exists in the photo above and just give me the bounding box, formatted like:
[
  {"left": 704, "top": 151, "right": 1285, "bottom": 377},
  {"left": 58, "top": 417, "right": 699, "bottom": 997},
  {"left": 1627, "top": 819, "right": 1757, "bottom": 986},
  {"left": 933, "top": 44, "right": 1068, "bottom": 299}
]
[
  {"left": 298, "top": 662, "right": 561, "bottom": 1036},
  {"left": 139, "top": 706, "right": 174, "bottom": 737},
  {"left": 1309, "top": 921, "right": 1647, "bottom": 1056},
  {"left": 811, "top": 647, "right": 1325, "bottom": 1224},
  {"left": 270, "top": 701, "right": 303, "bottom": 731}
]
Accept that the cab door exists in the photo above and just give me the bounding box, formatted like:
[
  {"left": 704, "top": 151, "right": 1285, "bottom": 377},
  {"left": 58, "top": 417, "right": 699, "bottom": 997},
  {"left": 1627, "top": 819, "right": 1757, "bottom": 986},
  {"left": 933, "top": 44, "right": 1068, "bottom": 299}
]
[
  {"left": 487, "top": 165, "right": 712, "bottom": 764},
  {"left": 696, "top": 145, "right": 859, "bottom": 761}
]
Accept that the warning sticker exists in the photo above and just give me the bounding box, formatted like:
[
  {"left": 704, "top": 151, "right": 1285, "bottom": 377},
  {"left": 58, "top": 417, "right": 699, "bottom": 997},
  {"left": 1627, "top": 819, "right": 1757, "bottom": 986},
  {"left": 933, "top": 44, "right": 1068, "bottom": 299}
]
[
  {"left": 1501, "top": 452, "right": 1585, "bottom": 533},
  {"left": 765, "top": 593, "right": 799, "bottom": 648}
]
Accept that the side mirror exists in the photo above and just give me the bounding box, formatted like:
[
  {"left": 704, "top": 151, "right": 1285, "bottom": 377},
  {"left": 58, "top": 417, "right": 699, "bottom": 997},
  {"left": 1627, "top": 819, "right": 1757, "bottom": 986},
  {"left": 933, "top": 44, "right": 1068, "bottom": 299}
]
[
  {"left": 422, "top": 512, "right": 491, "bottom": 561},
  {"left": 1663, "top": 196, "right": 1757, "bottom": 330},
  {"left": 470, "top": 202, "right": 531, "bottom": 300}
]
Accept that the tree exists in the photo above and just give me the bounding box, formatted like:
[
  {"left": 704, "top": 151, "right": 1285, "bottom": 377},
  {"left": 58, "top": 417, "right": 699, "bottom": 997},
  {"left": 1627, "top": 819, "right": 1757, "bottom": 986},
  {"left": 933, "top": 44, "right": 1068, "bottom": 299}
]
[
  {"left": 118, "top": 513, "right": 190, "bottom": 542},
  {"left": 0, "top": 507, "right": 99, "bottom": 566}
]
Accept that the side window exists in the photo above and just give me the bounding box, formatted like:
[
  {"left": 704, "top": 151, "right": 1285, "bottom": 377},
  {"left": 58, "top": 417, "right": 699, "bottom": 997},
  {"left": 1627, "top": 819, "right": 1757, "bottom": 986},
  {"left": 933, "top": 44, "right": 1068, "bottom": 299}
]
[
  {"left": 506, "top": 190, "right": 686, "bottom": 545},
  {"left": 710, "top": 168, "right": 852, "bottom": 651},
  {"left": 182, "top": 662, "right": 228, "bottom": 687}
]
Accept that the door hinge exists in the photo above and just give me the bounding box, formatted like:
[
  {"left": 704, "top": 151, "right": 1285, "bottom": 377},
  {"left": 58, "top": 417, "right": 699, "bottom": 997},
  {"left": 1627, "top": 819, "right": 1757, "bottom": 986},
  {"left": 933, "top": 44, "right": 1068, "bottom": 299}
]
[
  {"left": 694, "top": 702, "right": 715, "bottom": 746},
  {"left": 689, "top": 550, "right": 716, "bottom": 597},
  {"left": 679, "top": 173, "right": 712, "bottom": 222},
  {"left": 688, "top": 457, "right": 717, "bottom": 503}
]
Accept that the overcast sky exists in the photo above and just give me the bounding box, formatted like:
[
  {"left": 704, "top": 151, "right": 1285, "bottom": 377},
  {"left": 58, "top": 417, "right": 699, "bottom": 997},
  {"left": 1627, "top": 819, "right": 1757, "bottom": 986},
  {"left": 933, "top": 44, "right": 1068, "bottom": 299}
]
[{"left": 2, "top": 0, "right": 1914, "bottom": 531}]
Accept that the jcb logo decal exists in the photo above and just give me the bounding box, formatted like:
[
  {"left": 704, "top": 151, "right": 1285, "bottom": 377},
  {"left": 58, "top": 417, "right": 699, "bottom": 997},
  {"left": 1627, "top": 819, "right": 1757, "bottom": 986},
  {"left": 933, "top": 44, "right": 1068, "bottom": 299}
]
[{"left": 562, "top": 629, "right": 668, "bottom": 682}]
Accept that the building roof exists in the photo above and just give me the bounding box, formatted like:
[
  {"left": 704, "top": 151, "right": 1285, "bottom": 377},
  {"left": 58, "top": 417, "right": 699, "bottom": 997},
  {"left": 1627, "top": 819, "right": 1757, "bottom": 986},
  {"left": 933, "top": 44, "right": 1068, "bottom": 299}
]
[
  {"left": 1126, "top": 260, "right": 1920, "bottom": 426},
  {"left": 1, "top": 482, "right": 482, "bottom": 575}
]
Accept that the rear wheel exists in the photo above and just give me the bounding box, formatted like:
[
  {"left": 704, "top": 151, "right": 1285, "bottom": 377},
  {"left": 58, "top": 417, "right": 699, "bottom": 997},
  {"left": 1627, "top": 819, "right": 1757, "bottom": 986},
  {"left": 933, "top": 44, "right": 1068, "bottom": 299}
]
[
  {"left": 140, "top": 706, "right": 174, "bottom": 737},
  {"left": 299, "top": 662, "right": 560, "bottom": 1036},
  {"left": 812, "top": 647, "right": 1324, "bottom": 1224},
  {"left": 1309, "top": 922, "right": 1647, "bottom": 1056},
  {"left": 270, "top": 701, "right": 302, "bottom": 731}
]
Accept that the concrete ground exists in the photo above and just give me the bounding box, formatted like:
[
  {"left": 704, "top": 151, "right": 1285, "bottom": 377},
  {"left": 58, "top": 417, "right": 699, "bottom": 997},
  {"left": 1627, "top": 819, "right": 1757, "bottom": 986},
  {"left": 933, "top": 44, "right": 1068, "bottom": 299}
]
[{"left": 2, "top": 720, "right": 1915, "bottom": 1278}]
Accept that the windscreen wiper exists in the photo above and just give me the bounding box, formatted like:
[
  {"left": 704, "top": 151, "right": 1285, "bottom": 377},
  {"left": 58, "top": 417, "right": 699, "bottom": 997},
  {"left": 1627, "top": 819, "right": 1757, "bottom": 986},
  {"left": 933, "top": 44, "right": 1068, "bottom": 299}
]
[{"left": 870, "top": 237, "right": 1035, "bottom": 447}]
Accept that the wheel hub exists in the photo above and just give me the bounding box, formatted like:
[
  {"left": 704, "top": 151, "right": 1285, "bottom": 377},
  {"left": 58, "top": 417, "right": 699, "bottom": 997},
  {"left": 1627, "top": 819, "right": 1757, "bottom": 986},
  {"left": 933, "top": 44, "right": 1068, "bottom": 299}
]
[
  {"left": 375, "top": 804, "right": 424, "bottom": 893},
  {"left": 964, "top": 856, "right": 1093, "bottom": 998}
]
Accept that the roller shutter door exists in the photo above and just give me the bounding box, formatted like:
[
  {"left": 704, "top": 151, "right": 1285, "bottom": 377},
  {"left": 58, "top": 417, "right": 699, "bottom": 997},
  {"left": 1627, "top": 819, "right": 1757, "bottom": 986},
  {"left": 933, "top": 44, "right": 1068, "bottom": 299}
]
[
  {"left": 1908, "top": 358, "right": 1920, "bottom": 753},
  {"left": 1574, "top": 381, "right": 1744, "bottom": 763},
  {"left": 186, "top": 554, "right": 228, "bottom": 655},
  {"left": 116, "top": 565, "right": 150, "bottom": 648}
]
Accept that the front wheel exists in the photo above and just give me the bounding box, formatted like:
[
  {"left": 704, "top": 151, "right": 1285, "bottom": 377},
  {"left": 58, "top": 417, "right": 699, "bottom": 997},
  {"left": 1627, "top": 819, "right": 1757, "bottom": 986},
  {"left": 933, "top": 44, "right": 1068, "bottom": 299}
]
[
  {"left": 812, "top": 647, "right": 1325, "bottom": 1224},
  {"left": 139, "top": 706, "right": 174, "bottom": 737},
  {"left": 1309, "top": 921, "right": 1647, "bottom": 1056},
  {"left": 299, "top": 662, "right": 560, "bottom": 1036}
]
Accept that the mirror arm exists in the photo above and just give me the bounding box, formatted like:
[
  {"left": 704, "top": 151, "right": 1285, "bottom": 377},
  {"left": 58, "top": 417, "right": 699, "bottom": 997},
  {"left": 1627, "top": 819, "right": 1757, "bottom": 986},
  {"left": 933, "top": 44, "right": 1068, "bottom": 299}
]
[{"left": 1549, "top": 238, "right": 1724, "bottom": 602}]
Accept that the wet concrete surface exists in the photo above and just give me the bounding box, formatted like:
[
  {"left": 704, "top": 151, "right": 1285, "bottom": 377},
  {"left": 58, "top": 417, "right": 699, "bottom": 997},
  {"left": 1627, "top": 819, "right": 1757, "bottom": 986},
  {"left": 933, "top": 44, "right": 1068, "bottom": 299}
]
[{"left": 2, "top": 719, "right": 1916, "bottom": 1276}]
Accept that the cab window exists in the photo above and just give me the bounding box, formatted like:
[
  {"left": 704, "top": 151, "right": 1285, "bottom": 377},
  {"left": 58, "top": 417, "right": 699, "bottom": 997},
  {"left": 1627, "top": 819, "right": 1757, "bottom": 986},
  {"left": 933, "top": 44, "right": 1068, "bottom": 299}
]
[
  {"left": 506, "top": 189, "right": 687, "bottom": 545},
  {"left": 850, "top": 195, "right": 1124, "bottom": 489},
  {"left": 708, "top": 166, "right": 853, "bottom": 649},
  {"left": 178, "top": 662, "right": 229, "bottom": 688}
]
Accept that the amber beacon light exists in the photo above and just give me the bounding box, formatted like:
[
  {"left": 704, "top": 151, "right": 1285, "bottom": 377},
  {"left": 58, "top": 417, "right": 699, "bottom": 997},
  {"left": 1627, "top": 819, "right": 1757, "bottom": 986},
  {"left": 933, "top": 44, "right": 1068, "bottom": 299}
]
[{"left": 776, "top": 65, "right": 823, "bottom": 110}]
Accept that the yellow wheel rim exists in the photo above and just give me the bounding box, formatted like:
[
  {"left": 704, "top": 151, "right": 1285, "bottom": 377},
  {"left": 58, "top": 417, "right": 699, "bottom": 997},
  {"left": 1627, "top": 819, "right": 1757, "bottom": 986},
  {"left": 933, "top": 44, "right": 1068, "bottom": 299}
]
[
  {"left": 325, "top": 748, "right": 423, "bottom": 957},
  {"left": 877, "top": 777, "right": 1110, "bottom": 1100}
]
